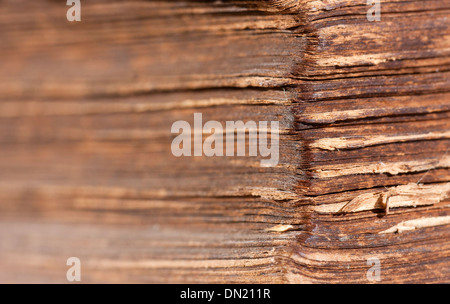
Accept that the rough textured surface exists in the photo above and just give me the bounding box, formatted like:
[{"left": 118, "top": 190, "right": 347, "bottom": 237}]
[{"left": 0, "top": 0, "right": 448, "bottom": 283}]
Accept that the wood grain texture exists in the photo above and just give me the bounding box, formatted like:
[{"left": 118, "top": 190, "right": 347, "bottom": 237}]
[{"left": 0, "top": 0, "right": 448, "bottom": 283}]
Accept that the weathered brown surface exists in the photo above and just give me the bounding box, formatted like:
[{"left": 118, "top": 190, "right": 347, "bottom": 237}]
[{"left": 0, "top": 0, "right": 448, "bottom": 283}]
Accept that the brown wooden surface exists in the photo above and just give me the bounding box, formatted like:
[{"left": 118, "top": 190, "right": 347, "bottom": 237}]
[{"left": 0, "top": 0, "right": 448, "bottom": 283}]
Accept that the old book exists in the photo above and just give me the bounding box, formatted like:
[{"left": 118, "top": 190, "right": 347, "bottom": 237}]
[{"left": 0, "top": 0, "right": 448, "bottom": 283}]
